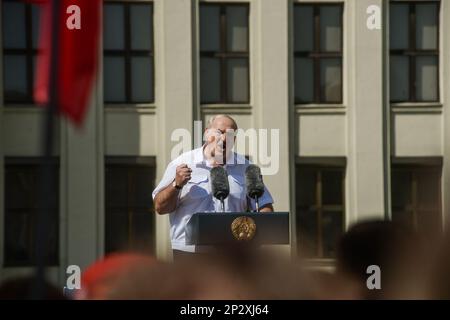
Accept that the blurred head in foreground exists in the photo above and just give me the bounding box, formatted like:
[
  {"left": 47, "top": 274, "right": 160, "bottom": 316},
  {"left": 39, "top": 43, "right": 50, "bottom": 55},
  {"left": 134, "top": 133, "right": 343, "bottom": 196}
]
[
  {"left": 77, "top": 252, "right": 257, "bottom": 299},
  {"left": 0, "top": 276, "right": 65, "bottom": 300},
  {"left": 335, "top": 219, "right": 430, "bottom": 299},
  {"left": 77, "top": 252, "right": 157, "bottom": 299},
  {"left": 429, "top": 227, "right": 450, "bottom": 299}
]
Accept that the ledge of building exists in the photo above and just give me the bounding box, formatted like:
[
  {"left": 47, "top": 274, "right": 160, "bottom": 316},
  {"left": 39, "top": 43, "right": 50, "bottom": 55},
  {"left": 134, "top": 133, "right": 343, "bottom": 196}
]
[
  {"left": 391, "top": 102, "right": 443, "bottom": 114},
  {"left": 295, "top": 104, "right": 346, "bottom": 115},
  {"left": 105, "top": 104, "right": 156, "bottom": 114},
  {"left": 2, "top": 104, "right": 43, "bottom": 113},
  {"left": 201, "top": 104, "right": 253, "bottom": 115}
]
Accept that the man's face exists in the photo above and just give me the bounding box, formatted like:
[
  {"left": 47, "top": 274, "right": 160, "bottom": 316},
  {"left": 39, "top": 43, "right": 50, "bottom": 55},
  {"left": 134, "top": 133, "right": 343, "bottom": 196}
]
[{"left": 205, "top": 117, "right": 236, "bottom": 165}]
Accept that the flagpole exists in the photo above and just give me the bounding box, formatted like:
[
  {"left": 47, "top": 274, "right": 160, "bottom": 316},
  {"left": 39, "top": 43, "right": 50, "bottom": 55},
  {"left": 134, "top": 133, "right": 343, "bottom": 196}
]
[{"left": 31, "top": 0, "right": 61, "bottom": 299}]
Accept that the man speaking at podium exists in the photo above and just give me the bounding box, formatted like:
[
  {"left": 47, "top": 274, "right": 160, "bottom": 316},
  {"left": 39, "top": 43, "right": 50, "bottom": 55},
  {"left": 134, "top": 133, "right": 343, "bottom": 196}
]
[{"left": 152, "top": 115, "right": 274, "bottom": 259}]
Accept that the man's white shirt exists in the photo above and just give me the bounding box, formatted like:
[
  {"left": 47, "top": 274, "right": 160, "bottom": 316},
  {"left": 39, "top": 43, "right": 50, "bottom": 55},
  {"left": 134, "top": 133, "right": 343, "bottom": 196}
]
[{"left": 152, "top": 147, "right": 274, "bottom": 252}]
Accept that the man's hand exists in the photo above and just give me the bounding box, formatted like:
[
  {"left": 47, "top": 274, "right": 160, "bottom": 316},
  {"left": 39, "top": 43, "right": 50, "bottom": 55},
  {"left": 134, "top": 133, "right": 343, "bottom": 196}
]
[
  {"left": 154, "top": 164, "right": 191, "bottom": 214},
  {"left": 175, "top": 164, "right": 192, "bottom": 188}
]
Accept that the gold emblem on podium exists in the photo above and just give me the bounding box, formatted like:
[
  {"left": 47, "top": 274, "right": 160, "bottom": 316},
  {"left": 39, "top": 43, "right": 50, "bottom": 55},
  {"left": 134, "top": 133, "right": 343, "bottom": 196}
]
[{"left": 231, "top": 216, "right": 256, "bottom": 241}]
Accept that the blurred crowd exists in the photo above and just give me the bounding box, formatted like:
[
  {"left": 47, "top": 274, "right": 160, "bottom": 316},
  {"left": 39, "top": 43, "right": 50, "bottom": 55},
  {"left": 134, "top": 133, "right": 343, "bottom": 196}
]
[{"left": 1, "top": 219, "right": 450, "bottom": 300}]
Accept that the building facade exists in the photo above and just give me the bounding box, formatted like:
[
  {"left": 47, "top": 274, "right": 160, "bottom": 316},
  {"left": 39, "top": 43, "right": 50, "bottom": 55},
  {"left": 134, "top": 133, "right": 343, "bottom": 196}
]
[{"left": 0, "top": 0, "right": 449, "bottom": 286}]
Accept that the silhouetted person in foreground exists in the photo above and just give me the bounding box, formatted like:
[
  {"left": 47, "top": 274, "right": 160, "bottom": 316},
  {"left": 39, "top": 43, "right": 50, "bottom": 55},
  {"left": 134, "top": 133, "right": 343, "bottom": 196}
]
[
  {"left": 0, "top": 276, "right": 65, "bottom": 300},
  {"left": 336, "top": 220, "right": 427, "bottom": 299},
  {"left": 429, "top": 227, "right": 450, "bottom": 299}
]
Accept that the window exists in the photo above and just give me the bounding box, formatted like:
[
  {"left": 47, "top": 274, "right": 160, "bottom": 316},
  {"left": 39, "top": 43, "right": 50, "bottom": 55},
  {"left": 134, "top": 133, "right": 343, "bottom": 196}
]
[
  {"left": 4, "top": 158, "right": 59, "bottom": 267},
  {"left": 200, "top": 3, "right": 249, "bottom": 104},
  {"left": 389, "top": 1, "right": 440, "bottom": 102},
  {"left": 2, "top": 0, "right": 41, "bottom": 104},
  {"left": 105, "top": 157, "right": 156, "bottom": 254},
  {"left": 294, "top": 4, "right": 343, "bottom": 104},
  {"left": 103, "top": 2, "right": 154, "bottom": 104},
  {"left": 296, "top": 160, "right": 345, "bottom": 258},
  {"left": 391, "top": 160, "right": 442, "bottom": 233}
]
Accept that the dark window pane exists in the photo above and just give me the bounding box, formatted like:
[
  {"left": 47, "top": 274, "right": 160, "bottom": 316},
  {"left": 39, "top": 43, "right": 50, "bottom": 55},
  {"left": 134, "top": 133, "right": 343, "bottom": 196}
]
[
  {"left": 297, "top": 210, "right": 318, "bottom": 257},
  {"left": 390, "top": 4, "right": 409, "bottom": 50},
  {"left": 390, "top": 55, "right": 409, "bottom": 101},
  {"left": 295, "top": 57, "right": 314, "bottom": 103},
  {"left": 389, "top": 3, "right": 440, "bottom": 104},
  {"left": 391, "top": 170, "right": 412, "bottom": 209},
  {"left": 104, "top": 56, "right": 126, "bottom": 102},
  {"left": 322, "top": 211, "right": 343, "bottom": 258},
  {"left": 130, "top": 4, "right": 153, "bottom": 51},
  {"left": 105, "top": 166, "right": 128, "bottom": 208},
  {"left": 199, "top": 4, "right": 250, "bottom": 104},
  {"left": 417, "top": 210, "right": 441, "bottom": 233},
  {"left": 226, "top": 6, "right": 248, "bottom": 52},
  {"left": 296, "top": 165, "right": 345, "bottom": 259},
  {"left": 320, "top": 6, "right": 341, "bottom": 52},
  {"left": 5, "top": 166, "right": 37, "bottom": 209},
  {"left": 4, "top": 162, "right": 59, "bottom": 266},
  {"left": 131, "top": 56, "right": 153, "bottom": 102},
  {"left": 320, "top": 58, "right": 342, "bottom": 102},
  {"left": 294, "top": 5, "right": 314, "bottom": 52},
  {"left": 296, "top": 168, "right": 316, "bottom": 207},
  {"left": 103, "top": 3, "right": 154, "bottom": 104},
  {"left": 3, "top": 1, "right": 26, "bottom": 49},
  {"left": 105, "top": 161, "right": 155, "bottom": 255},
  {"left": 200, "top": 57, "right": 221, "bottom": 103},
  {"left": 134, "top": 168, "right": 156, "bottom": 207},
  {"left": 200, "top": 5, "right": 220, "bottom": 52},
  {"left": 4, "top": 55, "right": 28, "bottom": 102},
  {"left": 105, "top": 211, "right": 129, "bottom": 253},
  {"left": 130, "top": 212, "right": 154, "bottom": 251},
  {"left": 416, "top": 170, "right": 440, "bottom": 209},
  {"left": 227, "top": 58, "right": 249, "bottom": 102},
  {"left": 392, "top": 210, "right": 414, "bottom": 228},
  {"left": 104, "top": 4, "right": 125, "bottom": 50},
  {"left": 416, "top": 3, "right": 438, "bottom": 50},
  {"left": 391, "top": 165, "right": 442, "bottom": 235},
  {"left": 33, "top": 54, "right": 38, "bottom": 85},
  {"left": 46, "top": 212, "right": 59, "bottom": 263},
  {"left": 322, "top": 170, "right": 342, "bottom": 205},
  {"left": 5, "top": 212, "right": 33, "bottom": 265},
  {"left": 31, "top": 4, "right": 41, "bottom": 49},
  {"left": 416, "top": 56, "right": 438, "bottom": 101}
]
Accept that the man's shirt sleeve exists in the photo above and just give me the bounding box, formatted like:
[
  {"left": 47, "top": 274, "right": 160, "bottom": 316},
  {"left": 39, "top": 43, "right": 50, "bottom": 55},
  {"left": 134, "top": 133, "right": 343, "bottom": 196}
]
[{"left": 152, "top": 161, "right": 177, "bottom": 200}]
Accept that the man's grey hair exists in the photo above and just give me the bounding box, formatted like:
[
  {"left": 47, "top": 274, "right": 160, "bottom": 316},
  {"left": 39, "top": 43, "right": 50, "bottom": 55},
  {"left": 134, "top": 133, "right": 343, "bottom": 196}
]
[{"left": 206, "top": 114, "right": 238, "bottom": 131}]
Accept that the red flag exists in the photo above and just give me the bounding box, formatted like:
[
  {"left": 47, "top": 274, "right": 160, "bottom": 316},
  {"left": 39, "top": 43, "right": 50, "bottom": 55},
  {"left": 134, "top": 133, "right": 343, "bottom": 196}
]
[{"left": 34, "top": 0, "right": 101, "bottom": 126}]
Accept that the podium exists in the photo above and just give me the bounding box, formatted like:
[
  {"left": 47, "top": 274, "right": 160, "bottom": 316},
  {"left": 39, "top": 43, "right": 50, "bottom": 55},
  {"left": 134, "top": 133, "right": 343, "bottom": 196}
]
[{"left": 185, "top": 212, "right": 290, "bottom": 246}]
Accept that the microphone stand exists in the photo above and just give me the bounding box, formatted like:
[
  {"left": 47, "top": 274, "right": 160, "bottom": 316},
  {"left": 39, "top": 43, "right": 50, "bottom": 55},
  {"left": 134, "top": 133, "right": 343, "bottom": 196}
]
[
  {"left": 221, "top": 198, "right": 225, "bottom": 212},
  {"left": 254, "top": 196, "right": 260, "bottom": 213}
]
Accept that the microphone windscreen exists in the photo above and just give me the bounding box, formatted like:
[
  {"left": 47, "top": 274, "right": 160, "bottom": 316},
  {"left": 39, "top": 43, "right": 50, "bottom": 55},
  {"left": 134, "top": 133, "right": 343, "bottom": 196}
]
[
  {"left": 245, "top": 164, "right": 265, "bottom": 199},
  {"left": 210, "top": 166, "right": 230, "bottom": 201}
]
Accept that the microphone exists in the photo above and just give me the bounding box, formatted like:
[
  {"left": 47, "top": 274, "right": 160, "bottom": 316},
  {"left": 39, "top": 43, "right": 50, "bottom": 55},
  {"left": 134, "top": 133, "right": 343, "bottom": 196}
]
[
  {"left": 245, "top": 164, "right": 265, "bottom": 212},
  {"left": 210, "top": 166, "right": 230, "bottom": 212}
]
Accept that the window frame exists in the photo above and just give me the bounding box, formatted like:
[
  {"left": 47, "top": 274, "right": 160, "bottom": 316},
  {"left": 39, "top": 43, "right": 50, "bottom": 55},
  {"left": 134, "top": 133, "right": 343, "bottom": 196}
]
[
  {"left": 199, "top": 2, "right": 250, "bottom": 105},
  {"left": 391, "top": 157, "right": 442, "bottom": 231},
  {"left": 389, "top": 0, "right": 440, "bottom": 103},
  {"left": 295, "top": 157, "right": 346, "bottom": 259},
  {"left": 104, "top": 156, "right": 156, "bottom": 254},
  {"left": 3, "top": 157, "right": 60, "bottom": 267},
  {"left": 2, "top": 0, "right": 40, "bottom": 105},
  {"left": 294, "top": 3, "right": 344, "bottom": 105},
  {"left": 103, "top": 1, "right": 155, "bottom": 105}
]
